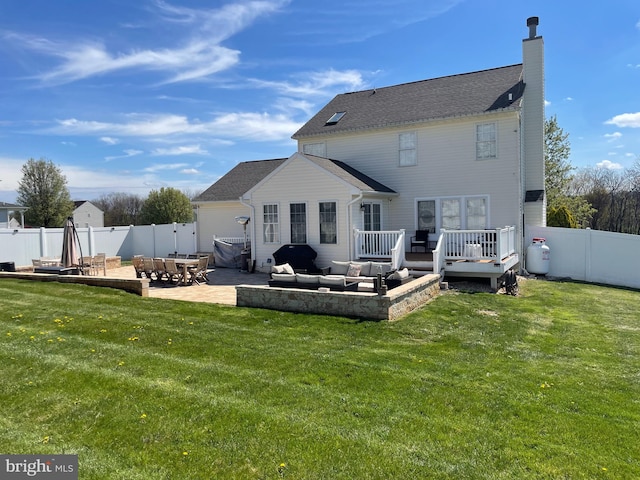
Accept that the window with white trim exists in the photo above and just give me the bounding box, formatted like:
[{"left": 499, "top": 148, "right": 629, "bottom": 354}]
[
  {"left": 319, "top": 202, "right": 337, "bottom": 244},
  {"left": 399, "top": 132, "right": 417, "bottom": 166},
  {"left": 476, "top": 123, "right": 497, "bottom": 159},
  {"left": 290, "top": 203, "right": 307, "bottom": 244},
  {"left": 302, "top": 143, "right": 326, "bottom": 157},
  {"left": 263, "top": 204, "right": 279, "bottom": 243}
]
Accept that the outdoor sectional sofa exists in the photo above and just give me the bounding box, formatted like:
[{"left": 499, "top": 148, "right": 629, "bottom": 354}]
[{"left": 268, "top": 260, "right": 413, "bottom": 292}]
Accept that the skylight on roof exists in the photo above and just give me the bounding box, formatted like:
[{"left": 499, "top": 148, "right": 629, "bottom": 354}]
[{"left": 325, "top": 111, "right": 346, "bottom": 125}]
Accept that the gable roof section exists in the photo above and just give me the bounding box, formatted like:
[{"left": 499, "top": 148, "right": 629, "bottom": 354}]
[
  {"left": 193, "top": 158, "right": 287, "bottom": 202},
  {"left": 302, "top": 154, "right": 396, "bottom": 194},
  {"left": 293, "top": 64, "right": 524, "bottom": 139}
]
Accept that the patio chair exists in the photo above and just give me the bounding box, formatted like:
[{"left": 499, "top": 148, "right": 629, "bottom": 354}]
[
  {"left": 153, "top": 257, "right": 168, "bottom": 283},
  {"left": 187, "top": 256, "right": 209, "bottom": 285},
  {"left": 93, "top": 253, "right": 107, "bottom": 276},
  {"left": 164, "top": 258, "right": 184, "bottom": 285},
  {"left": 132, "top": 255, "right": 145, "bottom": 278},
  {"left": 79, "top": 256, "right": 94, "bottom": 275},
  {"left": 142, "top": 257, "right": 156, "bottom": 281},
  {"left": 410, "top": 230, "right": 429, "bottom": 253}
]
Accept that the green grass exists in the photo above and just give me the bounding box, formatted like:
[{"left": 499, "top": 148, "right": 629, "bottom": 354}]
[{"left": 0, "top": 278, "right": 638, "bottom": 479}]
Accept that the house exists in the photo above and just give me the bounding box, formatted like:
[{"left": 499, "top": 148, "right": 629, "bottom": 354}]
[
  {"left": 0, "top": 202, "right": 27, "bottom": 229},
  {"left": 73, "top": 201, "right": 104, "bottom": 228},
  {"left": 194, "top": 17, "right": 545, "bottom": 288}
]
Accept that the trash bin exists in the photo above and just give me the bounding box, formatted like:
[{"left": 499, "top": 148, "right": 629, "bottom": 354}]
[
  {"left": 240, "top": 249, "right": 251, "bottom": 272},
  {"left": 0, "top": 262, "right": 16, "bottom": 272}
]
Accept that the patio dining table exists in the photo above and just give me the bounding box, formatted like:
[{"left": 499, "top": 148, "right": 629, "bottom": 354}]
[{"left": 173, "top": 258, "right": 200, "bottom": 286}]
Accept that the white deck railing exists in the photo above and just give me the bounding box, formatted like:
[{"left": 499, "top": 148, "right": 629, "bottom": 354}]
[
  {"left": 213, "top": 235, "right": 246, "bottom": 245},
  {"left": 438, "top": 226, "right": 517, "bottom": 262},
  {"left": 354, "top": 229, "right": 405, "bottom": 261}
]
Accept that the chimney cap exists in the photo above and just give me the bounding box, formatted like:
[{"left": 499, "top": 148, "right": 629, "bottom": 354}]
[{"left": 527, "top": 17, "right": 539, "bottom": 27}]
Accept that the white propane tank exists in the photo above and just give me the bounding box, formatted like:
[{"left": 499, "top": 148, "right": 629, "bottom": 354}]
[{"left": 527, "top": 237, "right": 550, "bottom": 275}]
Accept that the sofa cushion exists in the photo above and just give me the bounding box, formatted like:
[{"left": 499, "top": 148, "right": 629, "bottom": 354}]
[
  {"left": 347, "top": 263, "right": 362, "bottom": 277},
  {"left": 296, "top": 273, "right": 319, "bottom": 284},
  {"left": 272, "top": 263, "right": 295, "bottom": 274},
  {"left": 319, "top": 275, "right": 347, "bottom": 287},
  {"left": 387, "top": 268, "right": 410, "bottom": 280},
  {"left": 330, "top": 260, "right": 351, "bottom": 275},
  {"left": 271, "top": 273, "right": 296, "bottom": 282},
  {"left": 351, "top": 261, "right": 371, "bottom": 276},
  {"left": 370, "top": 262, "right": 393, "bottom": 275}
]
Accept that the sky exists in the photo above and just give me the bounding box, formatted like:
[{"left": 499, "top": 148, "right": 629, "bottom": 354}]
[{"left": 1, "top": 0, "right": 639, "bottom": 204}]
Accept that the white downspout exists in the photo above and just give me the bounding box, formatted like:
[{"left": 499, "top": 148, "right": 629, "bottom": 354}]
[{"left": 347, "top": 194, "right": 364, "bottom": 261}]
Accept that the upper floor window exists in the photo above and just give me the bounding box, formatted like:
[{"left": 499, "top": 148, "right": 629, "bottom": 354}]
[
  {"left": 319, "top": 202, "right": 337, "bottom": 244},
  {"left": 399, "top": 132, "right": 417, "bottom": 166},
  {"left": 476, "top": 123, "right": 497, "bottom": 159},
  {"left": 290, "top": 203, "right": 307, "bottom": 244},
  {"left": 263, "top": 204, "right": 279, "bottom": 243},
  {"left": 302, "top": 143, "right": 326, "bottom": 157}
]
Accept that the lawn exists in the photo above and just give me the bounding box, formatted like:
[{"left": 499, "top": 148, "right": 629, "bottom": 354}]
[{"left": 0, "top": 277, "right": 638, "bottom": 479}]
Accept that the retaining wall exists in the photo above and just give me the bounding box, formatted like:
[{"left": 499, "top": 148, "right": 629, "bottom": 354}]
[
  {"left": 236, "top": 274, "right": 440, "bottom": 321},
  {"left": 0, "top": 272, "right": 149, "bottom": 297}
]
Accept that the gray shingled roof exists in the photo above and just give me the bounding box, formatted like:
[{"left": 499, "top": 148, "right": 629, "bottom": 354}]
[
  {"left": 193, "top": 158, "right": 287, "bottom": 202},
  {"left": 303, "top": 154, "right": 396, "bottom": 194},
  {"left": 292, "top": 64, "right": 524, "bottom": 139}
]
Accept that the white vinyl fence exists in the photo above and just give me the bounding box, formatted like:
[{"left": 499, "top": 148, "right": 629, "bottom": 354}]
[
  {"left": 525, "top": 226, "right": 640, "bottom": 290},
  {"left": 0, "top": 222, "right": 198, "bottom": 268}
]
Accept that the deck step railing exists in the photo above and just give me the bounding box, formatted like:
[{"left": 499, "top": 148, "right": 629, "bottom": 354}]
[{"left": 354, "top": 229, "right": 405, "bottom": 260}]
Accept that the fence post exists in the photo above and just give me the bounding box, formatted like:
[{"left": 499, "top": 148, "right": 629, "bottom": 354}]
[
  {"left": 585, "top": 228, "right": 592, "bottom": 283},
  {"left": 192, "top": 221, "right": 198, "bottom": 253},
  {"left": 88, "top": 226, "right": 96, "bottom": 256},
  {"left": 39, "top": 227, "right": 47, "bottom": 257}
]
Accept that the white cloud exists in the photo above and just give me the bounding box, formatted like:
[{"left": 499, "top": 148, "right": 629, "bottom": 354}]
[
  {"left": 564, "top": 97, "right": 573, "bottom": 102},
  {"left": 605, "top": 112, "right": 640, "bottom": 128},
  {"left": 596, "top": 160, "right": 624, "bottom": 170},
  {"left": 104, "top": 149, "right": 144, "bottom": 161},
  {"left": 180, "top": 168, "right": 200, "bottom": 175},
  {"left": 250, "top": 69, "right": 368, "bottom": 97},
  {"left": 6, "top": 0, "right": 290, "bottom": 85},
  {"left": 51, "top": 111, "right": 301, "bottom": 142},
  {"left": 100, "top": 137, "right": 120, "bottom": 145},
  {"left": 143, "top": 163, "right": 188, "bottom": 173},
  {"left": 544, "top": 100, "right": 551, "bottom": 107},
  {"left": 604, "top": 132, "right": 622, "bottom": 141},
  {"left": 150, "top": 145, "right": 208, "bottom": 156}
]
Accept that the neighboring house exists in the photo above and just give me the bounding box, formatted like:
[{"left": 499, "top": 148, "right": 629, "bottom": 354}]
[
  {"left": 0, "top": 202, "right": 27, "bottom": 229},
  {"left": 73, "top": 201, "right": 104, "bottom": 228},
  {"left": 194, "top": 18, "right": 546, "bottom": 287}
]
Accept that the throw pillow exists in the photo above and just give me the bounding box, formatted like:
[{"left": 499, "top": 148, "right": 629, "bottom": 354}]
[
  {"left": 346, "top": 263, "right": 362, "bottom": 277},
  {"left": 281, "top": 263, "right": 295, "bottom": 274}
]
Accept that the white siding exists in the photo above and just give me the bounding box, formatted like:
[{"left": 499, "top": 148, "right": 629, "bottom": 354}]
[
  {"left": 195, "top": 202, "right": 251, "bottom": 252},
  {"left": 247, "top": 155, "right": 356, "bottom": 269},
  {"left": 298, "top": 112, "right": 522, "bottom": 244},
  {"left": 522, "top": 35, "right": 546, "bottom": 227}
]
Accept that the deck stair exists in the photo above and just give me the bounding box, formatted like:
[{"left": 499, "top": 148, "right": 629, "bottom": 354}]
[{"left": 402, "top": 252, "right": 433, "bottom": 277}]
